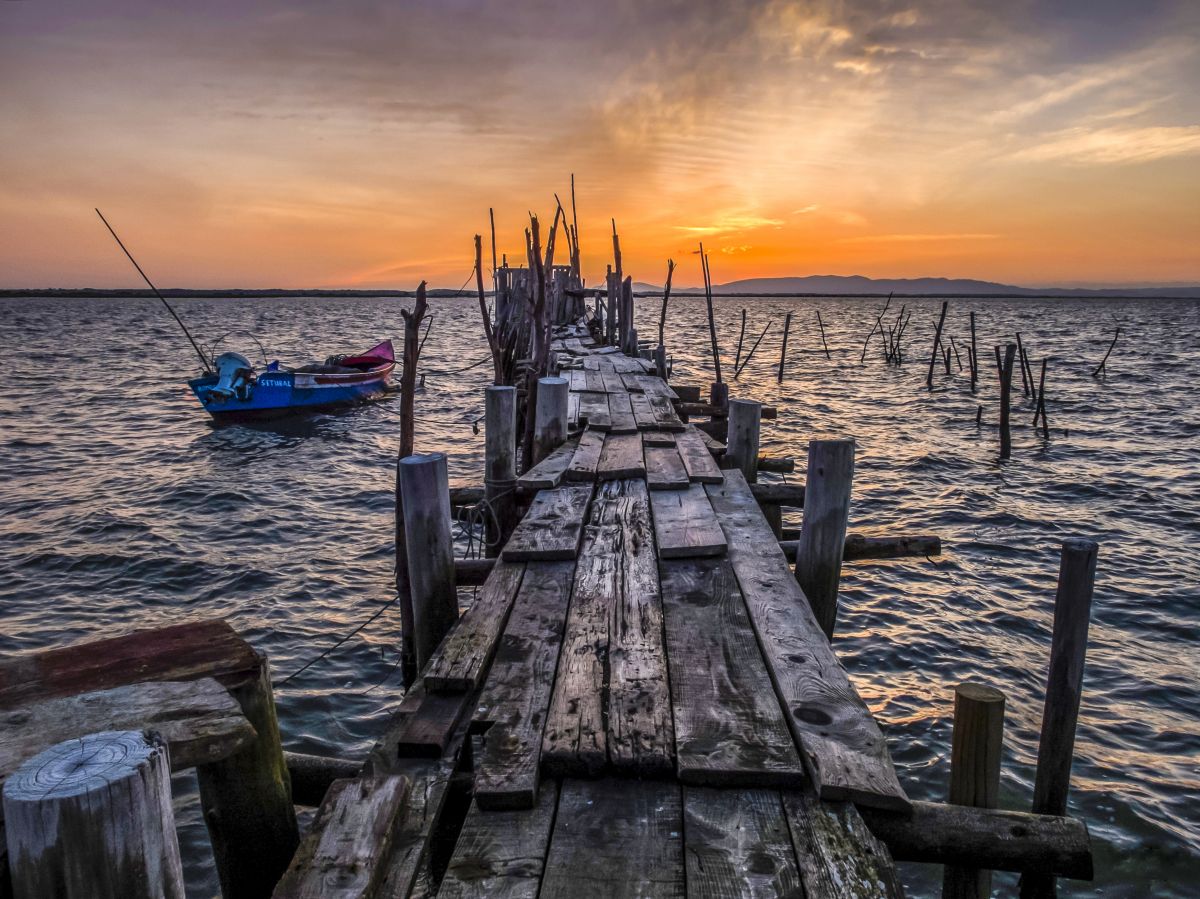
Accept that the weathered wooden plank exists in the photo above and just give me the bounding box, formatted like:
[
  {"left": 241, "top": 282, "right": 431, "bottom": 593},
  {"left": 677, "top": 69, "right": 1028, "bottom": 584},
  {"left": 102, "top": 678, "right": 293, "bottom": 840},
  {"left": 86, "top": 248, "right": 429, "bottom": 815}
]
[
  {"left": 274, "top": 774, "right": 410, "bottom": 899},
  {"left": 706, "top": 470, "right": 910, "bottom": 811},
  {"left": 582, "top": 369, "right": 605, "bottom": 392},
  {"left": 502, "top": 485, "right": 593, "bottom": 561},
  {"left": 597, "top": 432, "right": 646, "bottom": 481},
  {"left": 567, "top": 369, "right": 586, "bottom": 392},
  {"left": 568, "top": 391, "right": 580, "bottom": 429},
  {"left": 607, "top": 392, "right": 638, "bottom": 434},
  {"left": 473, "top": 561, "right": 576, "bottom": 810},
  {"left": 602, "top": 480, "right": 674, "bottom": 776},
  {"left": 390, "top": 682, "right": 475, "bottom": 758},
  {"left": 782, "top": 791, "right": 905, "bottom": 898},
  {"left": 0, "top": 620, "right": 260, "bottom": 709},
  {"left": 423, "top": 561, "right": 527, "bottom": 693},
  {"left": 682, "top": 787, "right": 801, "bottom": 898},
  {"left": 641, "top": 430, "right": 677, "bottom": 448},
  {"left": 565, "top": 430, "right": 604, "bottom": 482},
  {"left": 438, "top": 783, "right": 560, "bottom": 899},
  {"left": 602, "top": 370, "right": 626, "bottom": 394},
  {"left": 620, "top": 372, "right": 646, "bottom": 393},
  {"left": 644, "top": 446, "right": 690, "bottom": 491},
  {"left": 517, "top": 438, "right": 577, "bottom": 491},
  {"left": 630, "top": 392, "right": 659, "bottom": 431},
  {"left": 659, "top": 559, "right": 805, "bottom": 787},
  {"left": 540, "top": 779, "right": 685, "bottom": 899},
  {"left": 0, "top": 679, "right": 255, "bottom": 788},
  {"left": 637, "top": 375, "right": 679, "bottom": 400},
  {"left": 649, "top": 484, "right": 727, "bottom": 558},
  {"left": 577, "top": 391, "right": 612, "bottom": 430},
  {"left": 648, "top": 394, "right": 686, "bottom": 431},
  {"left": 697, "top": 428, "right": 727, "bottom": 456},
  {"left": 676, "top": 428, "right": 724, "bottom": 484}
]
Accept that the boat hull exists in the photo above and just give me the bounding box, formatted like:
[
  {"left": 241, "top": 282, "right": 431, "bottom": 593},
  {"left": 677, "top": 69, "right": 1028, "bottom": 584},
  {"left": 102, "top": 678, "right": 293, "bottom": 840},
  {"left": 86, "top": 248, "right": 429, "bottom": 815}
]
[{"left": 188, "top": 365, "right": 394, "bottom": 420}]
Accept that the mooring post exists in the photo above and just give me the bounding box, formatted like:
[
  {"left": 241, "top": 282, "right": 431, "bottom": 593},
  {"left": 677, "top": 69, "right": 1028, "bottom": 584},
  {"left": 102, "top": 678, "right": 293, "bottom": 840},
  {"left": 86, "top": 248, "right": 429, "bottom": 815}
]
[
  {"left": 627, "top": 326, "right": 639, "bottom": 357},
  {"left": 533, "top": 376, "right": 569, "bottom": 465},
  {"left": 999, "top": 343, "right": 1017, "bottom": 459},
  {"left": 398, "top": 452, "right": 458, "bottom": 668},
  {"left": 969, "top": 311, "right": 978, "bottom": 391},
  {"left": 4, "top": 731, "right": 184, "bottom": 899},
  {"left": 778, "top": 311, "right": 792, "bottom": 382},
  {"left": 709, "top": 380, "right": 729, "bottom": 410},
  {"left": 197, "top": 652, "right": 299, "bottom": 899},
  {"left": 794, "top": 438, "right": 855, "bottom": 640},
  {"left": 927, "top": 300, "right": 949, "bottom": 388},
  {"left": 943, "top": 683, "right": 1006, "bottom": 899},
  {"left": 485, "top": 385, "right": 518, "bottom": 557},
  {"left": 1019, "top": 539, "right": 1099, "bottom": 899},
  {"left": 655, "top": 343, "right": 668, "bottom": 380},
  {"left": 725, "top": 399, "right": 761, "bottom": 484}
]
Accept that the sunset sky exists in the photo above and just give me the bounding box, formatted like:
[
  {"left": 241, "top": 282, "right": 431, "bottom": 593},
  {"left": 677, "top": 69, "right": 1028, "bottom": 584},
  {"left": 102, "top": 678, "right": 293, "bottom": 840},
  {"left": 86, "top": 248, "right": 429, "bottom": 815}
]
[{"left": 2, "top": 0, "right": 1198, "bottom": 289}]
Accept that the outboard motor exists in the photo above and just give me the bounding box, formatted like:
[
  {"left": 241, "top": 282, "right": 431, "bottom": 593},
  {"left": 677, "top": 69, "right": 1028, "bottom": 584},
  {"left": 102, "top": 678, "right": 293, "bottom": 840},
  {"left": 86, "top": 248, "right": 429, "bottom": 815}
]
[{"left": 209, "top": 352, "right": 255, "bottom": 401}]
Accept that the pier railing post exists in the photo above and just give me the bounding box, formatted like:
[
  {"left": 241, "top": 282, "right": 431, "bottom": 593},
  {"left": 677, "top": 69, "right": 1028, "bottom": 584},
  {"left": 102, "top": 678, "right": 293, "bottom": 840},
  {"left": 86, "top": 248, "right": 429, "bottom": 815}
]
[
  {"left": 398, "top": 452, "right": 459, "bottom": 669},
  {"left": 1020, "top": 538, "right": 1099, "bottom": 899},
  {"left": 943, "top": 683, "right": 1006, "bottom": 899},
  {"left": 532, "top": 376, "right": 569, "bottom": 466},
  {"left": 4, "top": 731, "right": 185, "bottom": 899},
  {"left": 485, "top": 385, "right": 518, "bottom": 557},
  {"left": 794, "top": 438, "right": 855, "bottom": 640},
  {"left": 725, "top": 399, "right": 761, "bottom": 485},
  {"left": 197, "top": 652, "right": 299, "bottom": 899}
]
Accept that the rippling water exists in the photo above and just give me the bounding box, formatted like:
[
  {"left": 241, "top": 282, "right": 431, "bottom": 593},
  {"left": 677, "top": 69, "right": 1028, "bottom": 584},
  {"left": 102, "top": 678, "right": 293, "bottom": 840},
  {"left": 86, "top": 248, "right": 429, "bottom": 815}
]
[{"left": 1, "top": 294, "right": 1197, "bottom": 897}]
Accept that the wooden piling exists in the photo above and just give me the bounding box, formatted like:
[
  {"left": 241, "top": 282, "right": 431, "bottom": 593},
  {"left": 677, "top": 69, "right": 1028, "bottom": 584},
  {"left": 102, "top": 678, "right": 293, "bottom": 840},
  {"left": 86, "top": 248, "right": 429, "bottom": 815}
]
[
  {"left": 778, "top": 311, "right": 792, "bottom": 382},
  {"left": 709, "top": 380, "right": 729, "bottom": 410},
  {"left": 927, "top": 301, "right": 948, "bottom": 388},
  {"left": 1016, "top": 333, "right": 1032, "bottom": 397},
  {"left": 4, "top": 731, "right": 185, "bottom": 899},
  {"left": 398, "top": 452, "right": 459, "bottom": 668},
  {"left": 700, "top": 244, "right": 722, "bottom": 383},
  {"left": 943, "top": 683, "right": 1006, "bottom": 899},
  {"left": 1020, "top": 539, "right": 1099, "bottom": 898},
  {"left": 734, "top": 308, "right": 747, "bottom": 371},
  {"left": 999, "top": 343, "right": 1017, "bottom": 459},
  {"left": 1033, "top": 359, "right": 1049, "bottom": 439},
  {"left": 485, "top": 386, "right": 518, "bottom": 557},
  {"left": 969, "top": 312, "right": 978, "bottom": 392},
  {"left": 1091, "top": 328, "right": 1120, "bottom": 378},
  {"left": 533, "top": 376, "right": 569, "bottom": 466},
  {"left": 725, "top": 399, "right": 762, "bottom": 485},
  {"left": 794, "top": 438, "right": 855, "bottom": 640},
  {"left": 817, "top": 309, "right": 831, "bottom": 359}
]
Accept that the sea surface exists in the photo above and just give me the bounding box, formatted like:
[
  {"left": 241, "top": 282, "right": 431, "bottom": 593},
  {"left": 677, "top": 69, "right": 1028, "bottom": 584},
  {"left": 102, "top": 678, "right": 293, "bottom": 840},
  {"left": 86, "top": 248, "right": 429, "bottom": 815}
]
[{"left": 0, "top": 293, "right": 1197, "bottom": 897}]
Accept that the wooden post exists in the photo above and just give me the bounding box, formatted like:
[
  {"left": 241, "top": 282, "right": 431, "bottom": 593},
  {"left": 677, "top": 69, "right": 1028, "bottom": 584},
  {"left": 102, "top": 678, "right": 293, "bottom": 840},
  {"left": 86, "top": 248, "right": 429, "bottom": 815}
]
[
  {"left": 627, "top": 326, "right": 639, "bottom": 357},
  {"left": 605, "top": 267, "right": 616, "bottom": 346},
  {"left": 734, "top": 308, "right": 747, "bottom": 371},
  {"left": 794, "top": 439, "right": 855, "bottom": 640},
  {"left": 1016, "top": 333, "right": 1032, "bottom": 396},
  {"left": 655, "top": 343, "right": 668, "bottom": 380},
  {"left": 943, "top": 684, "right": 1006, "bottom": 899},
  {"left": 817, "top": 310, "right": 831, "bottom": 359},
  {"left": 1091, "top": 328, "right": 1120, "bottom": 378},
  {"left": 927, "top": 300, "right": 949, "bottom": 388},
  {"left": 485, "top": 385, "right": 518, "bottom": 557},
  {"left": 700, "top": 244, "right": 723, "bottom": 383},
  {"left": 4, "top": 731, "right": 184, "bottom": 899},
  {"left": 1034, "top": 359, "right": 1049, "bottom": 438},
  {"left": 778, "top": 311, "right": 792, "bottom": 382},
  {"left": 1020, "top": 539, "right": 1099, "bottom": 899},
  {"left": 709, "top": 380, "right": 729, "bottom": 410},
  {"left": 197, "top": 652, "right": 299, "bottom": 898},
  {"left": 969, "top": 312, "right": 978, "bottom": 392},
  {"left": 398, "top": 452, "right": 458, "bottom": 669},
  {"left": 533, "top": 376, "right": 569, "bottom": 465},
  {"left": 999, "top": 343, "right": 1017, "bottom": 459},
  {"left": 622, "top": 276, "right": 634, "bottom": 352},
  {"left": 725, "top": 399, "right": 761, "bottom": 484}
]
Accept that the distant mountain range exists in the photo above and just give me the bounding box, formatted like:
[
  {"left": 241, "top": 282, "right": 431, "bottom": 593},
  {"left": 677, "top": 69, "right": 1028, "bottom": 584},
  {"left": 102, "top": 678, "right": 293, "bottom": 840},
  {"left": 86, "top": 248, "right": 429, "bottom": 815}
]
[{"left": 637, "top": 275, "right": 1200, "bottom": 298}]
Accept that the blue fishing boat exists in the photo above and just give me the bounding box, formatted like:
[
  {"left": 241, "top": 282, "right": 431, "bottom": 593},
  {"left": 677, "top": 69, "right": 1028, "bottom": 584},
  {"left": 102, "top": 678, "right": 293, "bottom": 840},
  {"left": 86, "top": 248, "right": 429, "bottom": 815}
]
[{"left": 188, "top": 340, "right": 396, "bottom": 421}]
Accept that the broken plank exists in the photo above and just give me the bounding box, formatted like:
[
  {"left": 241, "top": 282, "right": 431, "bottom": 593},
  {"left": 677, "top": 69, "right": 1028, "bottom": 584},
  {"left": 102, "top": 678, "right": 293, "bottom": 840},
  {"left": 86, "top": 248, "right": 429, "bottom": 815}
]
[
  {"left": 697, "top": 428, "right": 727, "bottom": 457},
  {"left": 540, "top": 779, "right": 685, "bottom": 899},
  {"left": 274, "top": 774, "right": 410, "bottom": 899},
  {"left": 577, "top": 391, "right": 611, "bottom": 430},
  {"left": 517, "top": 438, "right": 578, "bottom": 491},
  {"left": 683, "top": 787, "right": 801, "bottom": 899},
  {"left": 648, "top": 394, "right": 686, "bottom": 431},
  {"left": 390, "top": 682, "right": 475, "bottom": 758},
  {"left": 782, "top": 791, "right": 904, "bottom": 898},
  {"left": 620, "top": 372, "right": 646, "bottom": 393},
  {"left": 644, "top": 446, "right": 689, "bottom": 491},
  {"left": 659, "top": 558, "right": 805, "bottom": 788},
  {"left": 641, "top": 430, "right": 677, "bottom": 448},
  {"left": 474, "top": 560, "right": 576, "bottom": 810},
  {"left": 650, "top": 484, "right": 726, "bottom": 558},
  {"left": 502, "top": 485, "right": 593, "bottom": 562},
  {"left": 597, "top": 432, "right": 645, "bottom": 481},
  {"left": 676, "top": 428, "right": 724, "bottom": 484},
  {"left": 564, "top": 430, "right": 604, "bottom": 482},
  {"left": 706, "top": 470, "right": 910, "bottom": 811},
  {"left": 439, "top": 784, "right": 560, "bottom": 899},
  {"left": 607, "top": 392, "right": 638, "bottom": 434},
  {"left": 423, "top": 560, "right": 527, "bottom": 693}
]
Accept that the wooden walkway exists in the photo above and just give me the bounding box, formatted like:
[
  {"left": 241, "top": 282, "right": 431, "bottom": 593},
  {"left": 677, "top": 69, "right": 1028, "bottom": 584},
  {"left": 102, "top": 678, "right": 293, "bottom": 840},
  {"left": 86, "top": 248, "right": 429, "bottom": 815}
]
[{"left": 349, "top": 329, "right": 912, "bottom": 898}]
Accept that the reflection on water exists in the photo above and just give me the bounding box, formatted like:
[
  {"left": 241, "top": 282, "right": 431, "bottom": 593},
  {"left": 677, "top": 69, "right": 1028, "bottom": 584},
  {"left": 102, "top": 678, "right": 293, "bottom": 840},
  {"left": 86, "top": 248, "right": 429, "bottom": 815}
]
[{"left": 1, "top": 294, "right": 1197, "bottom": 897}]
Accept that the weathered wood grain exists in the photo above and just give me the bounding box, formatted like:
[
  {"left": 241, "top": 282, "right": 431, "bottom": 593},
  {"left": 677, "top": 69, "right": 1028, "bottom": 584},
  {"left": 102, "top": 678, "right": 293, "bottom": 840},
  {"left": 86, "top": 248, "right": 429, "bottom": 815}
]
[
  {"left": 389, "top": 681, "right": 474, "bottom": 758},
  {"left": 602, "top": 370, "right": 627, "bottom": 394},
  {"left": 631, "top": 392, "right": 661, "bottom": 431},
  {"left": 659, "top": 559, "right": 805, "bottom": 788},
  {"left": 541, "top": 779, "right": 685, "bottom": 899},
  {"left": 473, "top": 561, "right": 576, "bottom": 810},
  {"left": 274, "top": 775, "right": 410, "bottom": 899},
  {"left": 438, "top": 784, "right": 560, "bottom": 899},
  {"left": 782, "top": 791, "right": 904, "bottom": 898},
  {"left": 517, "top": 438, "right": 578, "bottom": 490},
  {"left": 682, "top": 787, "right": 802, "bottom": 898},
  {"left": 676, "top": 428, "right": 724, "bottom": 484},
  {"left": 607, "top": 392, "right": 638, "bottom": 434},
  {"left": 644, "top": 446, "right": 690, "bottom": 491},
  {"left": 597, "top": 432, "right": 646, "bottom": 481},
  {"left": 423, "top": 560, "right": 527, "bottom": 693},
  {"left": 648, "top": 394, "right": 686, "bottom": 431},
  {"left": 650, "top": 484, "right": 727, "bottom": 558},
  {"left": 502, "top": 485, "right": 593, "bottom": 561},
  {"left": 577, "top": 391, "right": 611, "bottom": 430},
  {"left": 564, "top": 430, "right": 605, "bottom": 482},
  {"left": 705, "top": 471, "right": 910, "bottom": 811},
  {"left": 641, "top": 430, "right": 677, "bottom": 448}
]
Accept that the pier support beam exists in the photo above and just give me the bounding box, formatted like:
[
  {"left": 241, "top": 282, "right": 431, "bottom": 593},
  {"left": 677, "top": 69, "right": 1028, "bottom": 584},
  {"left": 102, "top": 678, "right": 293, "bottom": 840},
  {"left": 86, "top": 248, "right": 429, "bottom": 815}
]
[
  {"left": 485, "top": 386, "right": 518, "bottom": 557},
  {"left": 794, "top": 438, "right": 855, "bottom": 640},
  {"left": 725, "top": 399, "right": 761, "bottom": 485},
  {"left": 532, "top": 377, "right": 568, "bottom": 467},
  {"left": 398, "top": 452, "right": 459, "bottom": 669}
]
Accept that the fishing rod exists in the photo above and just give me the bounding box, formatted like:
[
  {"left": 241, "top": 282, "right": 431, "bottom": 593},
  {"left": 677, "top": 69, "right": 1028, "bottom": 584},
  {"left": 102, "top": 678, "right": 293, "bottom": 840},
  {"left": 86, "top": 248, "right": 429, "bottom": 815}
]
[{"left": 95, "top": 208, "right": 213, "bottom": 374}]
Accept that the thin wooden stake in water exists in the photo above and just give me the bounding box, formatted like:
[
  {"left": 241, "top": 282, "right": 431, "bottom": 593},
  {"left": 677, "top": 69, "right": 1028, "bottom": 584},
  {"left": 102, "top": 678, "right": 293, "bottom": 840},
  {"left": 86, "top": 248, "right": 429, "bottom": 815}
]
[
  {"left": 734, "top": 307, "right": 747, "bottom": 371},
  {"left": 927, "top": 300, "right": 949, "bottom": 388},
  {"left": 778, "top": 311, "right": 792, "bottom": 382},
  {"left": 998, "top": 343, "right": 1017, "bottom": 459},
  {"left": 817, "top": 309, "right": 831, "bottom": 359},
  {"left": 1033, "top": 359, "right": 1049, "bottom": 438},
  {"left": 1091, "top": 327, "right": 1121, "bottom": 378},
  {"left": 969, "top": 311, "right": 978, "bottom": 392},
  {"left": 700, "top": 244, "right": 723, "bottom": 383}
]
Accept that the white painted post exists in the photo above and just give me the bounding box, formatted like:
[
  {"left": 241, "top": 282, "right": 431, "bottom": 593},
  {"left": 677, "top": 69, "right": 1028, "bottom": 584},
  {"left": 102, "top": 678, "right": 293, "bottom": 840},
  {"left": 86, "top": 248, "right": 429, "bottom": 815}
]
[{"left": 398, "top": 452, "right": 458, "bottom": 667}]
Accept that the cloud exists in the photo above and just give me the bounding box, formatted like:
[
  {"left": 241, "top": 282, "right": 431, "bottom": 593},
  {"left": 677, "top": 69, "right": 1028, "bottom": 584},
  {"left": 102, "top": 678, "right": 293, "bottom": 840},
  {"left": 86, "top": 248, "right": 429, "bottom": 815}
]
[
  {"left": 1011, "top": 125, "right": 1200, "bottom": 164},
  {"left": 674, "top": 214, "right": 785, "bottom": 236},
  {"left": 837, "top": 233, "right": 999, "bottom": 244}
]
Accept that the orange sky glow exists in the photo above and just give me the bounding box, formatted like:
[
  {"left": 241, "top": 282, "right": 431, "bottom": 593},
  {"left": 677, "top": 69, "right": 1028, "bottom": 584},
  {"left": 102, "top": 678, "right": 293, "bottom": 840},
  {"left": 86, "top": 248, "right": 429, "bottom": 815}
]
[{"left": 1, "top": 1, "right": 1198, "bottom": 290}]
